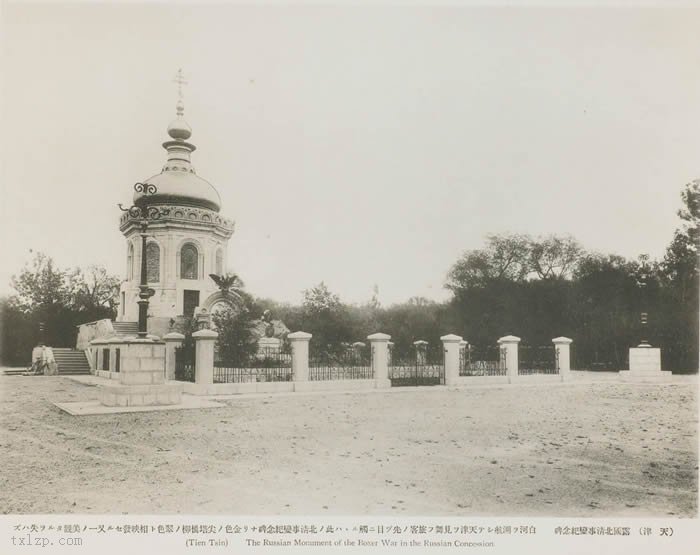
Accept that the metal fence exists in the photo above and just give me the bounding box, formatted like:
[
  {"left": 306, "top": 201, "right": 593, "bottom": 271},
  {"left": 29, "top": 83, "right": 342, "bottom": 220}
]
[
  {"left": 309, "top": 344, "right": 373, "bottom": 381},
  {"left": 570, "top": 345, "right": 626, "bottom": 371},
  {"left": 518, "top": 345, "right": 558, "bottom": 375},
  {"left": 388, "top": 343, "right": 445, "bottom": 386},
  {"left": 459, "top": 345, "right": 507, "bottom": 376},
  {"left": 214, "top": 348, "right": 292, "bottom": 383},
  {"left": 174, "top": 337, "right": 196, "bottom": 382}
]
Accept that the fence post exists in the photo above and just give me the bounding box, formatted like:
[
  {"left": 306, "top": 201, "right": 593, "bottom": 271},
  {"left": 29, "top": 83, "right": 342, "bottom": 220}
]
[
  {"left": 163, "top": 332, "right": 185, "bottom": 380},
  {"left": 552, "top": 337, "right": 573, "bottom": 380},
  {"left": 368, "top": 333, "right": 391, "bottom": 388},
  {"left": 498, "top": 335, "right": 521, "bottom": 382},
  {"left": 193, "top": 329, "right": 218, "bottom": 385},
  {"left": 441, "top": 334, "right": 463, "bottom": 386},
  {"left": 289, "top": 331, "right": 312, "bottom": 383}
]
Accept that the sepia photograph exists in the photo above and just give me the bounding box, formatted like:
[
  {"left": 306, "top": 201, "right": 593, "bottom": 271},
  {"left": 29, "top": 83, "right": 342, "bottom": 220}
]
[{"left": 0, "top": 0, "right": 698, "bottom": 553}]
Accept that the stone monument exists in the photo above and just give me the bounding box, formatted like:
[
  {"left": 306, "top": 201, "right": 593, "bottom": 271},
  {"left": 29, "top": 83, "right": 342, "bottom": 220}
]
[{"left": 619, "top": 255, "right": 671, "bottom": 382}]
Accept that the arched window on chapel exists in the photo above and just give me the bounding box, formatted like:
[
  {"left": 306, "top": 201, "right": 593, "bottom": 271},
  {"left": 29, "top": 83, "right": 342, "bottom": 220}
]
[
  {"left": 215, "top": 248, "right": 223, "bottom": 276},
  {"left": 181, "top": 243, "right": 199, "bottom": 280},
  {"left": 146, "top": 242, "right": 160, "bottom": 283}
]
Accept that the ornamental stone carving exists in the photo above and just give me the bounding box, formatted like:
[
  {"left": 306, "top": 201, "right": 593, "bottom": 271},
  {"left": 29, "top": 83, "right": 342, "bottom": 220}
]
[{"left": 119, "top": 204, "right": 234, "bottom": 236}]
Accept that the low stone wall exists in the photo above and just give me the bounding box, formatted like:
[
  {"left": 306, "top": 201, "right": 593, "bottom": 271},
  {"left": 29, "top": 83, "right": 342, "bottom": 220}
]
[
  {"left": 294, "top": 379, "right": 386, "bottom": 392},
  {"left": 452, "top": 375, "right": 509, "bottom": 387},
  {"left": 76, "top": 319, "right": 114, "bottom": 351},
  {"left": 180, "top": 378, "right": 388, "bottom": 396},
  {"left": 510, "top": 374, "right": 564, "bottom": 383},
  {"left": 182, "top": 381, "right": 295, "bottom": 396}
]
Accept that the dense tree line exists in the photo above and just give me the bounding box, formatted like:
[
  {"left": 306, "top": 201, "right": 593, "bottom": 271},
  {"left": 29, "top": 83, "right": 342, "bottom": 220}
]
[
  {"left": 2, "top": 183, "right": 697, "bottom": 372},
  {"left": 1, "top": 253, "right": 119, "bottom": 366},
  {"left": 255, "top": 182, "right": 698, "bottom": 372}
]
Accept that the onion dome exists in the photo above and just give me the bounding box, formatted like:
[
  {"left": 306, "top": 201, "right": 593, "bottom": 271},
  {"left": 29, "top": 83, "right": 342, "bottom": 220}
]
[{"left": 134, "top": 95, "right": 221, "bottom": 212}]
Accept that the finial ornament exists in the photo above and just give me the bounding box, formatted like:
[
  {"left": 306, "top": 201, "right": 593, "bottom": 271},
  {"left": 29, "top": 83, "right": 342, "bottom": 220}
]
[
  {"left": 174, "top": 68, "right": 187, "bottom": 99},
  {"left": 173, "top": 68, "right": 188, "bottom": 116}
]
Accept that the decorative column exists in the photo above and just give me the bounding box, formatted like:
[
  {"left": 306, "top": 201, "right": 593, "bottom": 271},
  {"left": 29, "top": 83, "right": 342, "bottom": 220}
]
[
  {"left": 193, "top": 329, "right": 218, "bottom": 385},
  {"left": 163, "top": 332, "right": 185, "bottom": 380},
  {"left": 368, "top": 333, "right": 391, "bottom": 388},
  {"left": 552, "top": 337, "right": 572, "bottom": 380},
  {"left": 441, "top": 334, "right": 463, "bottom": 386},
  {"left": 498, "top": 335, "right": 521, "bottom": 382},
  {"left": 289, "top": 331, "right": 312, "bottom": 384}
]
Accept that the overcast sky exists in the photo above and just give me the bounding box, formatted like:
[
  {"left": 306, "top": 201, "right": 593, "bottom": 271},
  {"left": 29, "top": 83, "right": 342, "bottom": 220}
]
[{"left": 1, "top": 1, "right": 698, "bottom": 306}]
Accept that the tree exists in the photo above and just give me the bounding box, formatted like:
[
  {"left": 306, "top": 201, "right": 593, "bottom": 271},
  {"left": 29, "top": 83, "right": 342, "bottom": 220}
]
[
  {"left": 529, "top": 235, "right": 583, "bottom": 280},
  {"left": 302, "top": 282, "right": 341, "bottom": 313},
  {"left": 657, "top": 180, "right": 699, "bottom": 371},
  {"left": 68, "top": 265, "right": 120, "bottom": 313},
  {"left": 300, "top": 282, "right": 353, "bottom": 355},
  {"left": 571, "top": 253, "right": 641, "bottom": 368},
  {"left": 211, "top": 305, "right": 258, "bottom": 364},
  {"left": 446, "top": 233, "right": 532, "bottom": 291},
  {"left": 2, "top": 252, "right": 120, "bottom": 364},
  {"left": 10, "top": 251, "right": 71, "bottom": 314},
  {"left": 661, "top": 180, "right": 699, "bottom": 298}
]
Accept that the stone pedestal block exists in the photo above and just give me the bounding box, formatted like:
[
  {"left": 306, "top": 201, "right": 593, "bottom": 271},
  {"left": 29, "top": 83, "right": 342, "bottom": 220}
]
[
  {"left": 98, "top": 383, "right": 183, "bottom": 407},
  {"left": 95, "top": 337, "right": 179, "bottom": 407},
  {"left": 258, "top": 337, "right": 282, "bottom": 352},
  {"left": 620, "top": 347, "right": 672, "bottom": 381}
]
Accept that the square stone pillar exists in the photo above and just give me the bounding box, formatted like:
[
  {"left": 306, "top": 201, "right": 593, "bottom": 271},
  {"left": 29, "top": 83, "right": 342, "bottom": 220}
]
[
  {"left": 498, "top": 335, "right": 521, "bottom": 382},
  {"left": 552, "top": 336, "right": 572, "bottom": 380},
  {"left": 163, "top": 332, "right": 185, "bottom": 381},
  {"left": 289, "top": 331, "right": 312, "bottom": 382},
  {"left": 193, "top": 329, "right": 218, "bottom": 385},
  {"left": 368, "top": 332, "right": 391, "bottom": 388},
  {"left": 441, "top": 334, "right": 463, "bottom": 386}
]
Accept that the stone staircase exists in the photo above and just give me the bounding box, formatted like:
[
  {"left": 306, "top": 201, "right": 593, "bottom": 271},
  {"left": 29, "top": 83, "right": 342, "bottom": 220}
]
[
  {"left": 53, "top": 348, "right": 91, "bottom": 375},
  {"left": 113, "top": 321, "right": 139, "bottom": 336}
]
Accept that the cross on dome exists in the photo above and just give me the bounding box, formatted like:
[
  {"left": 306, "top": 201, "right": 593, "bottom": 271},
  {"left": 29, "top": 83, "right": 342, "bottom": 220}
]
[
  {"left": 174, "top": 68, "right": 188, "bottom": 97},
  {"left": 173, "top": 68, "right": 188, "bottom": 116},
  {"left": 167, "top": 68, "right": 192, "bottom": 140}
]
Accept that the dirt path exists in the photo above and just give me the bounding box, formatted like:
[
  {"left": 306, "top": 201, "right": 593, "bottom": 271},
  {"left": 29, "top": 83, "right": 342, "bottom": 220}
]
[{"left": 0, "top": 375, "right": 696, "bottom": 516}]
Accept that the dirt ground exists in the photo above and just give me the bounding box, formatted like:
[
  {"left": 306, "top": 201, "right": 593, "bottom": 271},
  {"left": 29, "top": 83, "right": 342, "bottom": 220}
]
[{"left": 0, "top": 374, "right": 696, "bottom": 516}]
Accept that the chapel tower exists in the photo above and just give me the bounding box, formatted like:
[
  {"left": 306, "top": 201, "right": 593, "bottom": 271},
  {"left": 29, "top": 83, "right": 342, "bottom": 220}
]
[{"left": 117, "top": 73, "right": 235, "bottom": 337}]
